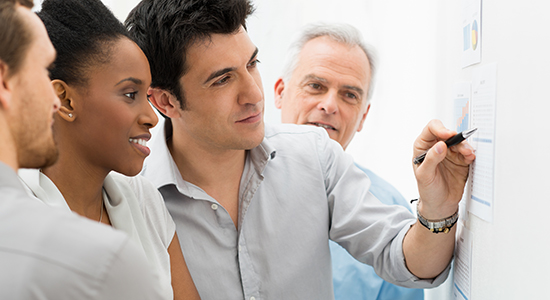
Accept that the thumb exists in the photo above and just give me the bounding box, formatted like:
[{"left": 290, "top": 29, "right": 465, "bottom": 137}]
[{"left": 419, "top": 141, "right": 447, "bottom": 174}]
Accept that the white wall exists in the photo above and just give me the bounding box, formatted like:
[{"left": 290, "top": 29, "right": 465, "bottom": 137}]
[
  {"left": 432, "top": 1, "right": 550, "bottom": 299},
  {"left": 100, "top": 0, "right": 141, "bottom": 21}
]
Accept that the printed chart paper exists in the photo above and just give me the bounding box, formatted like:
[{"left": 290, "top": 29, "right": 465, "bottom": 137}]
[
  {"left": 462, "top": 0, "right": 482, "bottom": 68},
  {"left": 453, "top": 82, "right": 472, "bottom": 223},
  {"left": 468, "top": 63, "right": 497, "bottom": 223},
  {"left": 453, "top": 225, "right": 473, "bottom": 300}
]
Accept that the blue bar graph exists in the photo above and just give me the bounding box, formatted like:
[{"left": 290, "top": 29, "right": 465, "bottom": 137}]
[{"left": 454, "top": 98, "right": 469, "bottom": 132}]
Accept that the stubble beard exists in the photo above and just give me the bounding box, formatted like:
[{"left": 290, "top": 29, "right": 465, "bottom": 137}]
[{"left": 17, "top": 133, "right": 59, "bottom": 169}]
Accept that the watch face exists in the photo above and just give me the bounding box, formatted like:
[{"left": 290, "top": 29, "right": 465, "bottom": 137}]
[{"left": 417, "top": 209, "right": 459, "bottom": 233}]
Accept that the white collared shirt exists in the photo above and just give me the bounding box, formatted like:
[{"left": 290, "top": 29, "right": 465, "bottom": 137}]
[
  {"left": 18, "top": 169, "right": 175, "bottom": 300},
  {"left": 1, "top": 162, "right": 161, "bottom": 299},
  {"left": 143, "top": 118, "right": 451, "bottom": 300}
]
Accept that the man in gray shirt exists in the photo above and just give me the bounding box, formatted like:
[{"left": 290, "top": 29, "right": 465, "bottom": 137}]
[
  {"left": 0, "top": 1, "right": 159, "bottom": 298},
  {"left": 127, "top": 0, "right": 476, "bottom": 299}
]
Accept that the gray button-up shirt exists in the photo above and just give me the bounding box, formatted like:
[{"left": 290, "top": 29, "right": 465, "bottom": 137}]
[{"left": 142, "top": 120, "right": 450, "bottom": 300}]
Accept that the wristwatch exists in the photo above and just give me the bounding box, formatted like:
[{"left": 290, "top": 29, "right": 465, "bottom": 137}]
[{"left": 417, "top": 209, "right": 459, "bottom": 234}]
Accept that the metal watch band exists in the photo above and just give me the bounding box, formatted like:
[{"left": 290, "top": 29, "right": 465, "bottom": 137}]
[{"left": 417, "top": 208, "right": 459, "bottom": 234}]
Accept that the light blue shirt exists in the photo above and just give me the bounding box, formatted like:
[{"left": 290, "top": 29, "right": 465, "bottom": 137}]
[
  {"left": 142, "top": 120, "right": 450, "bottom": 300},
  {"left": 330, "top": 164, "right": 424, "bottom": 300}
]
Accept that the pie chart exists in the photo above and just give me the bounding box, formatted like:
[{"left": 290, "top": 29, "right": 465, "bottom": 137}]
[{"left": 471, "top": 20, "right": 478, "bottom": 50}]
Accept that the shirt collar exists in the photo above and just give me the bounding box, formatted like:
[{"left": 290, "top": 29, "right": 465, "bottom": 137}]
[
  {"left": 249, "top": 133, "right": 277, "bottom": 176},
  {"left": 18, "top": 168, "right": 71, "bottom": 210},
  {"left": 141, "top": 117, "right": 185, "bottom": 191}
]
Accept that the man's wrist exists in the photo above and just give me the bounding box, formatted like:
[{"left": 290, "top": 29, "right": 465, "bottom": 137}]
[
  {"left": 415, "top": 198, "right": 458, "bottom": 220},
  {"left": 416, "top": 206, "right": 459, "bottom": 234}
]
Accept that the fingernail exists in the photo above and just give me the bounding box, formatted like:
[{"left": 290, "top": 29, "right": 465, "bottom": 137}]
[
  {"left": 435, "top": 143, "right": 444, "bottom": 154},
  {"left": 464, "top": 143, "right": 474, "bottom": 152}
]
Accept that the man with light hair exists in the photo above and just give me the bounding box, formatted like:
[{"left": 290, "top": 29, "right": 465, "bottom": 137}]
[
  {"left": 0, "top": 0, "right": 158, "bottom": 298},
  {"left": 275, "top": 23, "right": 424, "bottom": 299}
]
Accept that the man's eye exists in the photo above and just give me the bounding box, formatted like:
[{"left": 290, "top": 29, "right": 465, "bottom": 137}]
[
  {"left": 346, "top": 93, "right": 357, "bottom": 99},
  {"left": 309, "top": 83, "right": 321, "bottom": 90},
  {"left": 248, "top": 59, "right": 261, "bottom": 68},
  {"left": 214, "top": 76, "right": 230, "bottom": 86}
]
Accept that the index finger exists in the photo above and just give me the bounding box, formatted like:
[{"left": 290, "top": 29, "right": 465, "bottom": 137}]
[{"left": 414, "top": 119, "right": 456, "bottom": 156}]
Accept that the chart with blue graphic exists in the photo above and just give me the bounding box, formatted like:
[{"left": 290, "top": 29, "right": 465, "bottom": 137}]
[
  {"left": 453, "top": 82, "right": 472, "bottom": 228},
  {"left": 469, "top": 63, "right": 497, "bottom": 223},
  {"left": 462, "top": 0, "right": 481, "bottom": 68},
  {"left": 455, "top": 97, "right": 469, "bottom": 133},
  {"left": 471, "top": 20, "right": 478, "bottom": 51}
]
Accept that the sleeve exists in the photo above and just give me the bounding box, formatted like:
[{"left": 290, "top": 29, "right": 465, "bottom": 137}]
[
  {"left": 97, "top": 237, "right": 164, "bottom": 300},
  {"left": 130, "top": 175, "right": 176, "bottom": 249},
  {"left": 317, "top": 130, "right": 451, "bottom": 288}
]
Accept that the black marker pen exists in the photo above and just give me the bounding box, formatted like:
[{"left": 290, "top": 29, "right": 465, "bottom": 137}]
[{"left": 413, "top": 128, "right": 477, "bottom": 165}]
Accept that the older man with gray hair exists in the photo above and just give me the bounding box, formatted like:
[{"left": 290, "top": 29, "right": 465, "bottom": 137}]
[{"left": 274, "top": 23, "right": 424, "bottom": 300}]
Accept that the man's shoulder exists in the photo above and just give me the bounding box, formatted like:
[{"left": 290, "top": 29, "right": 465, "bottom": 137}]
[
  {"left": 263, "top": 123, "right": 335, "bottom": 151},
  {"left": 265, "top": 123, "right": 328, "bottom": 138},
  {"left": 0, "top": 196, "right": 129, "bottom": 274},
  {"left": 0, "top": 164, "right": 152, "bottom": 298},
  {"left": 263, "top": 122, "right": 349, "bottom": 157}
]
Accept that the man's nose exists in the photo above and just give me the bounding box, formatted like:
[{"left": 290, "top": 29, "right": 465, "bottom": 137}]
[{"left": 316, "top": 91, "right": 338, "bottom": 114}]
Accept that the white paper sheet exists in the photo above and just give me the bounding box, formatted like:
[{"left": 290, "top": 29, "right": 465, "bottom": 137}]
[
  {"left": 453, "top": 82, "right": 472, "bottom": 223},
  {"left": 462, "top": 0, "right": 482, "bottom": 68},
  {"left": 468, "top": 63, "right": 497, "bottom": 223},
  {"left": 453, "top": 225, "right": 473, "bottom": 300}
]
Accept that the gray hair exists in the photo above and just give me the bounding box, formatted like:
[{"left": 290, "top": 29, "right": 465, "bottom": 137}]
[{"left": 281, "top": 22, "right": 377, "bottom": 101}]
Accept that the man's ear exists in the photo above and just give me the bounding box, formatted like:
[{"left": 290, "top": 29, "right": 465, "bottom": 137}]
[
  {"left": 356, "top": 103, "right": 371, "bottom": 132},
  {"left": 52, "top": 79, "right": 76, "bottom": 122},
  {"left": 148, "top": 87, "right": 181, "bottom": 118},
  {"left": 274, "top": 77, "right": 286, "bottom": 109},
  {"left": 0, "top": 61, "right": 13, "bottom": 110}
]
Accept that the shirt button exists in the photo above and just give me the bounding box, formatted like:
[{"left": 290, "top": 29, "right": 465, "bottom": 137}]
[
  {"left": 250, "top": 297, "right": 256, "bottom": 300},
  {"left": 238, "top": 245, "right": 242, "bottom": 252},
  {"left": 211, "top": 203, "right": 218, "bottom": 210}
]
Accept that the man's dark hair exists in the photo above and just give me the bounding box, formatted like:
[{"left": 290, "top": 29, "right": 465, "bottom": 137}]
[
  {"left": 37, "top": 0, "right": 130, "bottom": 86},
  {"left": 0, "top": 0, "right": 34, "bottom": 78},
  {"left": 125, "top": 0, "right": 254, "bottom": 110}
]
